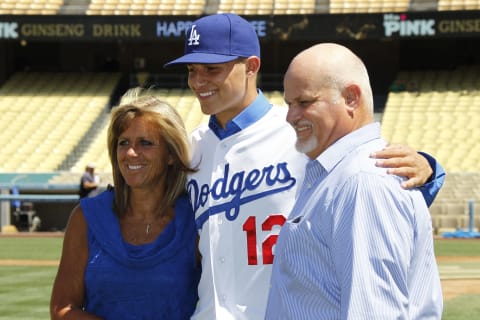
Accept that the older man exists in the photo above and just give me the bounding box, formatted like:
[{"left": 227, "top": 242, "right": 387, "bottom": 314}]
[{"left": 266, "top": 43, "right": 443, "bottom": 319}]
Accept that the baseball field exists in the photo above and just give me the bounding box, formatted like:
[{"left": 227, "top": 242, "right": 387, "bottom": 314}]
[{"left": 0, "top": 234, "right": 479, "bottom": 319}]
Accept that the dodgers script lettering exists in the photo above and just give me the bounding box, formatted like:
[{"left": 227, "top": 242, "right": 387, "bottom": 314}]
[{"left": 188, "top": 162, "right": 296, "bottom": 223}]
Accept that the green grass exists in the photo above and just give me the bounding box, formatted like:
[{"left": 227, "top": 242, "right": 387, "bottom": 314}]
[
  {"left": 0, "top": 236, "right": 479, "bottom": 319},
  {"left": 443, "top": 294, "right": 480, "bottom": 320},
  {"left": 0, "top": 237, "right": 62, "bottom": 260},
  {"left": 435, "top": 239, "right": 480, "bottom": 319},
  {"left": 0, "top": 237, "right": 62, "bottom": 320},
  {"left": 435, "top": 238, "right": 480, "bottom": 256},
  {"left": 0, "top": 266, "right": 57, "bottom": 320}
]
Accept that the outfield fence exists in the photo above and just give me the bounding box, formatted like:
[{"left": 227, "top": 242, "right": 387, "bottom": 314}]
[{"left": 0, "top": 191, "right": 79, "bottom": 233}]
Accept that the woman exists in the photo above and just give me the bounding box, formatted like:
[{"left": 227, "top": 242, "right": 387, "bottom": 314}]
[{"left": 50, "top": 92, "right": 200, "bottom": 319}]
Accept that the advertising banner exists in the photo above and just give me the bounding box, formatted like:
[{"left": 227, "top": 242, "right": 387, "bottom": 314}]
[{"left": 0, "top": 12, "right": 479, "bottom": 42}]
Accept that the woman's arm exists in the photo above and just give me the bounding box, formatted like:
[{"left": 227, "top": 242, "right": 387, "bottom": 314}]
[{"left": 50, "top": 205, "right": 103, "bottom": 320}]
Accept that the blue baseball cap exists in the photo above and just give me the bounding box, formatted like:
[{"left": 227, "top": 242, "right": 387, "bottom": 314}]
[{"left": 164, "top": 13, "right": 260, "bottom": 67}]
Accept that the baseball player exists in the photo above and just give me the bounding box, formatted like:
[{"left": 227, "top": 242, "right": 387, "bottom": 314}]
[{"left": 164, "top": 13, "right": 445, "bottom": 320}]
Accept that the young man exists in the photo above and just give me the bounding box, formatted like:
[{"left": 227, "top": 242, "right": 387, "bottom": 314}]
[
  {"left": 164, "top": 13, "right": 444, "bottom": 320},
  {"left": 265, "top": 43, "right": 442, "bottom": 319}
]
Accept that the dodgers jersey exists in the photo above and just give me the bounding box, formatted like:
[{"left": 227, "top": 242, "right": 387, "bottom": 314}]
[{"left": 188, "top": 102, "right": 307, "bottom": 320}]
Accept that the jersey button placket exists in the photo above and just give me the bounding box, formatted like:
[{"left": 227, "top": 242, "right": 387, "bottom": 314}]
[{"left": 212, "top": 140, "right": 231, "bottom": 309}]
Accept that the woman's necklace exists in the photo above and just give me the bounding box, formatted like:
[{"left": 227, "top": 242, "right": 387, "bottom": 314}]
[
  {"left": 146, "top": 223, "right": 151, "bottom": 235},
  {"left": 122, "top": 206, "right": 172, "bottom": 244}
]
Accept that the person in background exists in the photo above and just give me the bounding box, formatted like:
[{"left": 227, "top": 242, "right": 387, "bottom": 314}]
[
  {"left": 50, "top": 91, "right": 201, "bottom": 320},
  {"left": 11, "top": 185, "right": 21, "bottom": 213},
  {"left": 164, "top": 13, "right": 445, "bottom": 319},
  {"left": 265, "top": 43, "right": 442, "bottom": 319},
  {"left": 79, "top": 163, "right": 98, "bottom": 199}
]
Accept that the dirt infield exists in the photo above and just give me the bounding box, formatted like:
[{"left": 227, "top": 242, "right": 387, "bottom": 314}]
[
  {"left": 437, "top": 256, "right": 480, "bottom": 263},
  {"left": 0, "top": 232, "right": 64, "bottom": 238},
  {"left": 442, "top": 279, "right": 480, "bottom": 300},
  {"left": 0, "top": 259, "right": 59, "bottom": 266}
]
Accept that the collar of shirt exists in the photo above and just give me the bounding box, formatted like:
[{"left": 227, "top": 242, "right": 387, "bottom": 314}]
[
  {"left": 303, "top": 159, "right": 326, "bottom": 190},
  {"left": 208, "top": 90, "right": 272, "bottom": 140},
  {"left": 311, "top": 122, "right": 382, "bottom": 175}
]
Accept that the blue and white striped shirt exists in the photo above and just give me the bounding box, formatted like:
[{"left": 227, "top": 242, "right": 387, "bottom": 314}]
[{"left": 265, "top": 123, "right": 443, "bottom": 320}]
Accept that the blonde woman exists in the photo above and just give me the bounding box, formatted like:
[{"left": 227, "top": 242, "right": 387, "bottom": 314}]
[{"left": 51, "top": 91, "right": 200, "bottom": 319}]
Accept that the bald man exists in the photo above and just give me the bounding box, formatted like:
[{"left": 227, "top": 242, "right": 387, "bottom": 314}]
[{"left": 265, "top": 43, "right": 443, "bottom": 319}]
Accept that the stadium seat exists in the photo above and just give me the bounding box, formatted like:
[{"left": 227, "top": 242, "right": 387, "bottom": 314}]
[
  {"left": 0, "top": 0, "right": 64, "bottom": 14},
  {"left": 439, "top": 0, "right": 480, "bottom": 10},
  {"left": 87, "top": 0, "right": 205, "bottom": 15},
  {"left": 0, "top": 72, "right": 121, "bottom": 173},
  {"left": 382, "top": 67, "right": 480, "bottom": 173},
  {"left": 330, "top": 0, "right": 409, "bottom": 13},
  {"left": 438, "top": 215, "right": 460, "bottom": 233},
  {"left": 382, "top": 67, "right": 480, "bottom": 234}
]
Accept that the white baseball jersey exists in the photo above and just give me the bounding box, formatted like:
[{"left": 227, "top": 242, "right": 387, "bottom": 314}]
[{"left": 188, "top": 105, "right": 308, "bottom": 320}]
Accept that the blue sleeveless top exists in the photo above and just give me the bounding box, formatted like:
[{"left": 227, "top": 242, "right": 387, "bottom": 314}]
[{"left": 80, "top": 190, "right": 200, "bottom": 320}]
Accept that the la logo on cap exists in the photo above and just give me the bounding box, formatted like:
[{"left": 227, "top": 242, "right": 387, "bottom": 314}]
[
  {"left": 163, "top": 13, "right": 261, "bottom": 67},
  {"left": 188, "top": 25, "right": 200, "bottom": 46}
]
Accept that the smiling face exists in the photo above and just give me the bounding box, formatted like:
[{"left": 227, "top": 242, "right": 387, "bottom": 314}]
[
  {"left": 187, "top": 57, "right": 260, "bottom": 128},
  {"left": 284, "top": 71, "right": 345, "bottom": 160},
  {"left": 284, "top": 43, "right": 375, "bottom": 160},
  {"left": 116, "top": 116, "right": 171, "bottom": 190}
]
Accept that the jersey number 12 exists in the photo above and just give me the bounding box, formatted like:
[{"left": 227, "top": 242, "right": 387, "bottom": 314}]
[{"left": 242, "top": 214, "right": 286, "bottom": 265}]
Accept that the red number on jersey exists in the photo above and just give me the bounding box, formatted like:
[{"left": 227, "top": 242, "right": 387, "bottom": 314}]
[
  {"left": 242, "top": 214, "right": 286, "bottom": 265},
  {"left": 243, "top": 216, "right": 258, "bottom": 265}
]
